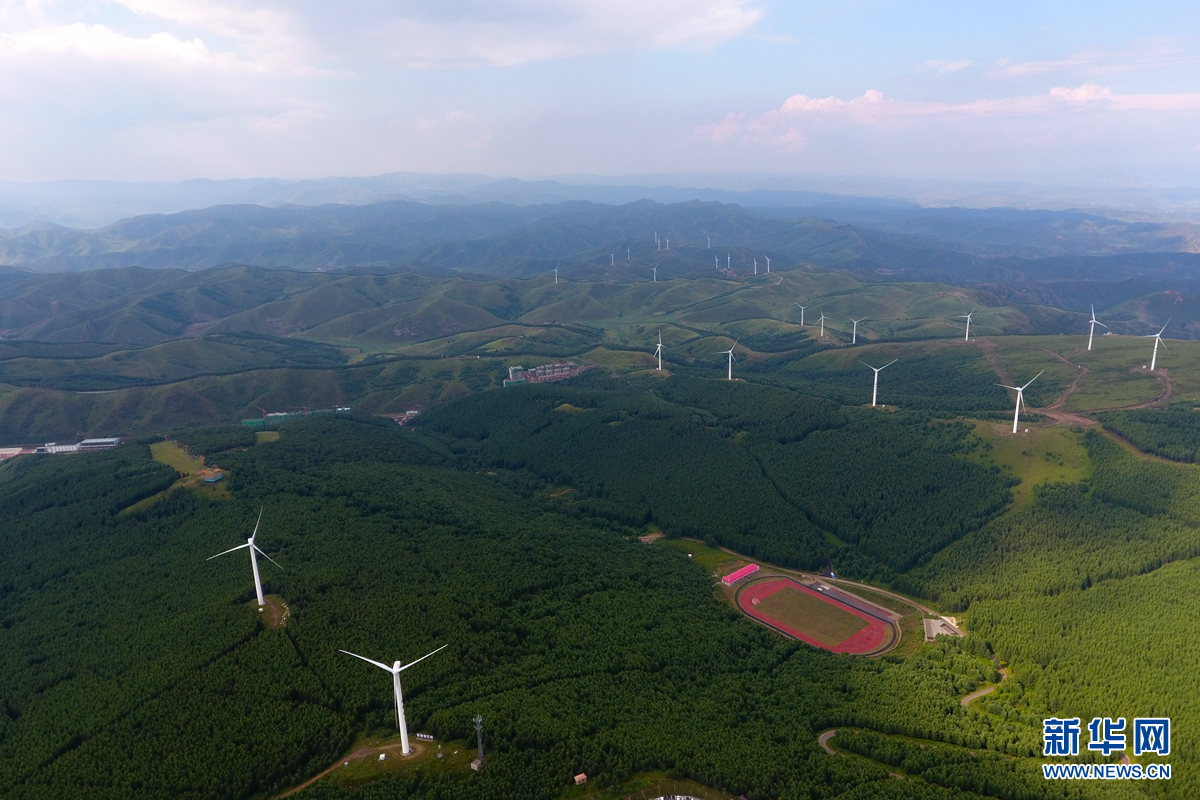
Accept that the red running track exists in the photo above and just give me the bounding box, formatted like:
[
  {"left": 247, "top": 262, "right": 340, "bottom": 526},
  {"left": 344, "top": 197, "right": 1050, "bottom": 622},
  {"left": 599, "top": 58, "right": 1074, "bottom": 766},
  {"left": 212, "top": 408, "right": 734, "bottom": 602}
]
[{"left": 736, "top": 577, "right": 890, "bottom": 655}]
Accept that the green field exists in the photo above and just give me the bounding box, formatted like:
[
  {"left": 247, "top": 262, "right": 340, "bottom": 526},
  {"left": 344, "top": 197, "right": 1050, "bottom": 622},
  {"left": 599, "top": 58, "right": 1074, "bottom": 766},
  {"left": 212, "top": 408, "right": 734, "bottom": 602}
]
[
  {"left": 964, "top": 420, "right": 1092, "bottom": 508},
  {"left": 750, "top": 582, "right": 869, "bottom": 646}
]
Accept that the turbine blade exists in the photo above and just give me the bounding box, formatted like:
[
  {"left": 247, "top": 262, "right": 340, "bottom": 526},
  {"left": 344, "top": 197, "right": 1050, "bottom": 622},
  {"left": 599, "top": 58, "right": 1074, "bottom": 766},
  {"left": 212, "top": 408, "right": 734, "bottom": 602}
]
[
  {"left": 882, "top": 359, "right": 897, "bottom": 369},
  {"left": 253, "top": 543, "right": 284, "bottom": 571},
  {"left": 250, "top": 506, "right": 263, "bottom": 543},
  {"left": 1095, "top": 320, "right": 1107, "bottom": 328},
  {"left": 995, "top": 384, "right": 1020, "bottom": 391},
  {"left": 207, "top": 542, "right": 251, "bottom": 560},
  {"left": 339, "top": 650, "right": 397, "bottom": 673},
  {"left": 1021, "top": 371, "right": 1043, "bottom": 390},
  {"left": 861, "top": 361, "right": 876, "bottom": 370},
  {"left": 397, "top": 643, "right": 449, "bottom": 673}
]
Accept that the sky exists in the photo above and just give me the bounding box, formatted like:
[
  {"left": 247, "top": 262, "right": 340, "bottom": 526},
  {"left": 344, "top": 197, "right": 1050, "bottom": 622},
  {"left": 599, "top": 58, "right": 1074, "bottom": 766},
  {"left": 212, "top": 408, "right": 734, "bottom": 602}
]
[{"left": 1, "top": 0, "right": 1199, "bottom": 187}]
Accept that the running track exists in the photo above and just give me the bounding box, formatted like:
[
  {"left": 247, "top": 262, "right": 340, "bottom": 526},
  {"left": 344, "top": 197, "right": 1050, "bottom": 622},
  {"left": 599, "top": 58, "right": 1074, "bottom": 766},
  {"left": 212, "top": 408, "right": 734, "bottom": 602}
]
[{"left": 736, "top": 577, "right": 897, "bottom": 655}]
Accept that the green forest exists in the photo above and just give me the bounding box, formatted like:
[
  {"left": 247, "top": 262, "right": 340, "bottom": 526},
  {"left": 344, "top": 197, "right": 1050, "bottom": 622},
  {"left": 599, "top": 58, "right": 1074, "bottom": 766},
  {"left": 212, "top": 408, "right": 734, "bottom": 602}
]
[
  {"left": 0, "top": 416, "right": 1058, "bottom": 800},
  {"left": 3, "top": 361, "right": 1199, "bottom": 798},
  {"left": 1099, "top": 404, "right": 1200, "bottom": 463}
]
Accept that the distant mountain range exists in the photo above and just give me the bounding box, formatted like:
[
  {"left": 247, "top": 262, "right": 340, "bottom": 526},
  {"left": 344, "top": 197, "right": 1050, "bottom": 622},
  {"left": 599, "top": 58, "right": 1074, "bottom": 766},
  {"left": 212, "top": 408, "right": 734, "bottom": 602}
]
[
  {"left": 0, "top": 197, "right": 1196, "bottom": 278},
  {"left": 5, "top": 171, "right": 1200, "bottom": 229}
]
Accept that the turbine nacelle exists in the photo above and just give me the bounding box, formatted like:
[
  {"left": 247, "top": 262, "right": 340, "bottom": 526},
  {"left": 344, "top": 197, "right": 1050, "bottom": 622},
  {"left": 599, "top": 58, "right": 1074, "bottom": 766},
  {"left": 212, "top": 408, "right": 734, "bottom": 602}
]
[
  {"left": 340, "top": 644, "right": 449, "bottom": 756},
  {"left": 207, "top": 507, "right": 281, "bottom": 607}
]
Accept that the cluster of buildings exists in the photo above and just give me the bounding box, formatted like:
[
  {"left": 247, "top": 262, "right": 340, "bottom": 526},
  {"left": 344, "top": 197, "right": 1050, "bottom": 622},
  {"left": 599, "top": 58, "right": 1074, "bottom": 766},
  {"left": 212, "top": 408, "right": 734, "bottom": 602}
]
[
  {"left": 0, "top": 437, "right": 121, "bottom": 461},
  {"left": 503, "top": 362, "right": 584, "bottom": 387},
  {"left": 241, "top": 407, "right": 351, "bottom": 429}
]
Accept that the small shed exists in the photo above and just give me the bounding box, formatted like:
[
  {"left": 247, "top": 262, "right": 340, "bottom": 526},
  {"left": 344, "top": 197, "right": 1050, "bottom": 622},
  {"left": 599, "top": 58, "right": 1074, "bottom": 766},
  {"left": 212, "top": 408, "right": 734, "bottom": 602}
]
[{"left": 574, "top": 772, "right": 588, "bottom": 785}]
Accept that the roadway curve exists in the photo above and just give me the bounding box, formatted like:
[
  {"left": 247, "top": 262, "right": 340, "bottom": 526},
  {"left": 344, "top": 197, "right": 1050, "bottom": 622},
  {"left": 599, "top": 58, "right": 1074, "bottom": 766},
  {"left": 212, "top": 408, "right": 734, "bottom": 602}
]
[
  {"left": 979, "top": 341, "right": 1174, "bottom": 429},
  {"left": 960, "top": 667, "right": 1009, "bottom": 707}
]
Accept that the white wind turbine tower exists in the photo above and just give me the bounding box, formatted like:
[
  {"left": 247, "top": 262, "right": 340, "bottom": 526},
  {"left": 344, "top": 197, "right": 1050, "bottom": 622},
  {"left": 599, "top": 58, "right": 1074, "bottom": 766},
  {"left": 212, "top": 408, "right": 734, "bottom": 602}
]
[
  {"left": 1142, "top": 320, "right": 1170, "bottom": 371},
  {"left": 651, "top": 266, "right": 657, "bottom": 282},
  {"left": 817, "top": 311, "right": 829, "bottom": 338},
  {"left": 715, "top": 255, "right": 719, "bottom": 269},
  {"left": 610, "top": 253, "right": 614, "bottom": 266},
  {"left": 997, "top": 371, "right": 1043, "bottom": 434},
  {"left": 340, "top": 645, "right": 448, "bottom": 756},
  {"left": 654, "top": 331, "right": 663, "bottom": 371},
  {"left": 765, "top": 256, "right": 770, "bottom": 273},
  {"left": 727, "top": 254, "right": 731, "bottom": 269},
  {"left": 753, "top": 258, "right": 758, "bottom": 275},
  {"left": 627, "top": 248, "right": 631, "bottom": 261},
  {"left": 207, "top": 507, "right": 282, "bottom": 608},
  {"left": 553, "top": 266, "right": 558, "bottom": 285},
  {"left": 862, "top": 359, "right": 897, "bottom": 407},
  {"left": 707, "top": 234, "right": 711, "bottom": 248},
  {"left": 1087, "top": 305, "right": 1106, "bottom": 351},
  {"left": 665, "top": 239, "right": 669, "bottom": 250},
  {"left": 794, "top": 304, "right": 806, "bottom": 325},
  {"left": 849, "top": 317, "right": 866, "bottom": 345},
  {"left": 716, "top": 339, "right": 739, "bottom": 380},
  {"left": 955, "top": 307, "right": 975, "bottom": 341}
]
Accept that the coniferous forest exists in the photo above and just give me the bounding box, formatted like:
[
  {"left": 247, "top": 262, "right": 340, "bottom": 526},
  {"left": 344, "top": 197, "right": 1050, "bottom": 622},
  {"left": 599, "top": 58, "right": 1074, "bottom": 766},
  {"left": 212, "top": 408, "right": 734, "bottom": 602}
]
[{"left": 3, "top": 370, "right": 1199, "bottom": 799}]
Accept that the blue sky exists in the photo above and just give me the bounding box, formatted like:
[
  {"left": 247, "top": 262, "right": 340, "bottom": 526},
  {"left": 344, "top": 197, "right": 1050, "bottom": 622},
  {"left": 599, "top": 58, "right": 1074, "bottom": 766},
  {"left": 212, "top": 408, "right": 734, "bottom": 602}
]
[{"left": 1, "top": 0, "right": 1198, "bottom": 186}]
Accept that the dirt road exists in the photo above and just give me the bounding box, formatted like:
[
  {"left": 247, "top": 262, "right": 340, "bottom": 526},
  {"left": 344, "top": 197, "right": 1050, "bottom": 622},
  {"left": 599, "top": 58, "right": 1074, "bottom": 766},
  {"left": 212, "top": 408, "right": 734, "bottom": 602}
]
[
  {"left": 960, "top": 667, "right": 1009, "bottom": 707},
  {"left": 980, "top": 341, "right": 1174, "bottom": 429}
]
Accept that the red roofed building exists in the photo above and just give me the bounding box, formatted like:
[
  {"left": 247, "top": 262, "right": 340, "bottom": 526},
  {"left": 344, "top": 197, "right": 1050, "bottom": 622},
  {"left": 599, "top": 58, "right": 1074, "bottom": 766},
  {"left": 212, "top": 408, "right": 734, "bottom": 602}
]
[{"left": 722, "top": 563, "right": 760, "bottom": 585}]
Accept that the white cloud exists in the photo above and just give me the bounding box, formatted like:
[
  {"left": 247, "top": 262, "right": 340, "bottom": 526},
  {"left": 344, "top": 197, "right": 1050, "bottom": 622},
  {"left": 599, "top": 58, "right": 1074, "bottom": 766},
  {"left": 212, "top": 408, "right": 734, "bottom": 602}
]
[
  {"left": 700, "top": 84, "right": 1200, "bottom": 150},
  {"left": 916, "top": 59, "right": 973, "bottom": 76},
  {"left": 992, "top": 40, "right": 1197, "bottom": 78},
  {"left": 381, "top": 0, "right": 763, "bottom": 67},
  {"left": 0, "top": 23, "right": 229, "bottom": 67}
]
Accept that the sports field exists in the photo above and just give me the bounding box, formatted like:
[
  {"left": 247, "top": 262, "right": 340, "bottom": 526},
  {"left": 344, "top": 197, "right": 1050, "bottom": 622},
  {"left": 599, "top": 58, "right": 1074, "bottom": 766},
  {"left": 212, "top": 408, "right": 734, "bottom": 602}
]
[{"left": 736, "top": 577, "right": 896, "bottom": 655}]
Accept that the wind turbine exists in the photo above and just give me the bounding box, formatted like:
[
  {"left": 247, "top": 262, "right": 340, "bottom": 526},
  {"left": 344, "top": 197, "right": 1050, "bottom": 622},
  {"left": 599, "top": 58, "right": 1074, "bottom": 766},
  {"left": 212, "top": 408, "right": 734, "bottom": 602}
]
[
  {"left": 207, "top": 507, "right": 281, "bottom": 608},
  {"left": 753, "top": 258, "right": 758, "bottom": 276},
  {"left": 715, "top": 255, "right": 719, "bottom": 269},
  {"left": 862, "top": 360, "right": 897, "bottom": 407},
  {"left": 627, "top": 248, "right": 630, "bottom": 262},
  {"left": 1142, "top": 320, "right": 1170, "bottom": 371},
  {"left": 765, "top": 256, "right": 770, "bottom": 273},
  {"left": 1087, "top": 305, "right": 1106, "bottom": 351},
  {"left": 340, "top": 645, "right": 448, "bottom": 756},
  {"left": 610, "top": 253, "right": 614, "bottom": 266},
  {"left": 794, "top": 303, "right": 806, "bottom": 325},
  {"left": 817, "top": 311, "right": 828, "bottom": 338},
  {"left": 997, "top": 371, "right": 1043, "bottom": 434},
  {"left": 654, "top": 331, "right": 663, "bottom": 371},
  {"left": 651, "top": 266, "right": 657, "bottom": 283},
  {"left": 955, "top": 307, "right": 975, "bottom": 341},
  {"left": 707, "top": 234, "right": 711, "bottom": 248},
  {"left": 849, "top": 317, "right": 866, "bottom": 345},
  {"left": 716, "top": 339, "right": 739, "bottom": 380},
  {"left": 553, "top": 266, "right": 558, "bottom": 285},
  {"left": 727, "top": 254, "right": 731, "bottom": 269},
  {"left": 665, "top": 239, "right": 669, "bottom": 250}
]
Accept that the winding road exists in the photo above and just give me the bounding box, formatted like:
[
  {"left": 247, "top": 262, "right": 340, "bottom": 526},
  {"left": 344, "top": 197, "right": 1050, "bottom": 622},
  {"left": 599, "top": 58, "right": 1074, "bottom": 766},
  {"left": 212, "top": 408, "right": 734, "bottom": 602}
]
[
  {"left": 976, "top": 339, "right": 1174, "bottom": 429},
  {"left": 960, "top": 667, "right": 1009, "bottom": 707}
]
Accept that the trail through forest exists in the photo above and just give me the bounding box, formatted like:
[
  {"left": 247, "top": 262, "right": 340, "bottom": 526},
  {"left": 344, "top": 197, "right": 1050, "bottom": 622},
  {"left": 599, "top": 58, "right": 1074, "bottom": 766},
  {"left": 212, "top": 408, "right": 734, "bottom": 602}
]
[
  {"left": 960, "top": 667, "right": 1010, "bottom": 707},
  {"left": 275, "top": 741, "right": 429, "bottom": 798}
]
